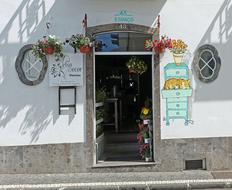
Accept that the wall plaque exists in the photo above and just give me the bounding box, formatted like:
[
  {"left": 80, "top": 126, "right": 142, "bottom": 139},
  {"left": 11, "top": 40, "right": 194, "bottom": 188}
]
[{"left": 49, "top": 53, "right": 83, "bottom": 86}]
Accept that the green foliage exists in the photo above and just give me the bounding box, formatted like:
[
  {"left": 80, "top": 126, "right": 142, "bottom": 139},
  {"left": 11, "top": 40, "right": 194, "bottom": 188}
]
[
  {"left": 96, "top": 108, "right": 104, "bottom": 121},
  {"left": 96, "top": 87, "right": 107, "bottom": 103},
  {"left": 126, "top": 56, "right": 147, "bottom": 75},
  {"left": 32, "top": 35, "right": 63, "bottom": 60},
  {"left": 96, "top": 124, "right": 103, "bottom": 138},
  {"left": 68, "top": 34, "right": 90, "bottom": 49}
]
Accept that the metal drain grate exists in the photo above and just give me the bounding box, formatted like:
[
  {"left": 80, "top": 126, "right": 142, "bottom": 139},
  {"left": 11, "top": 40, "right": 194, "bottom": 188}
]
[{"left": 185, "top": 158, "right": 206, "bottom": 170}]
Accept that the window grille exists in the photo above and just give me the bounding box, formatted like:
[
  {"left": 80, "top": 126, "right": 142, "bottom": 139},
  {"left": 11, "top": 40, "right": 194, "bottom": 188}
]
[{"left": 193, "top": 44, "right": 221, "bottom": 83}]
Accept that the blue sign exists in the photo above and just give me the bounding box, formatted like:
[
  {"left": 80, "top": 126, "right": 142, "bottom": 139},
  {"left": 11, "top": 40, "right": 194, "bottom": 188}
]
[{"left": 114, "top": 10, "right": 135, "bottom": 23}]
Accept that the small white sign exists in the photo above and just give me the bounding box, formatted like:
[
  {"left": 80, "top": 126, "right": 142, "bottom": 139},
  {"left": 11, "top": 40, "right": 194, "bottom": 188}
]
[{"left": 49, "top": 53, "right": 83, "bottom": 86}]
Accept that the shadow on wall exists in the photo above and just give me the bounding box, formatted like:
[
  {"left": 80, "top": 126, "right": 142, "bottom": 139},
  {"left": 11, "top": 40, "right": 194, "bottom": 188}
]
[
  {"left": 0, "top": 0, "right": 56, "bottom": 143},
  {"left": 193, "top": 0, "right": 232, "bottom": 102},
  {"left": 0, "top": 0, "right": 167, "bottom": 143},
  {"left": 0, "top": 0, "right": 84, "bottom": 143}
]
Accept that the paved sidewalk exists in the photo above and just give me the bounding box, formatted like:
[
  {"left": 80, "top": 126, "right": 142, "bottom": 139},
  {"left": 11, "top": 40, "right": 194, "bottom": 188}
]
[
  {"left": 0, "top": 171, "right": 213, "bottom": 184},
  {"left": 0, "top": 171, "right": 231, "bottom": 189}
]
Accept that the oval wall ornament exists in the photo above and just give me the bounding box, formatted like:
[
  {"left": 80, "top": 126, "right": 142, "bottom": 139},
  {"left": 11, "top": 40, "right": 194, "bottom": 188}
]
[
  {"left": 193, "top": 44, "right": 221, "bottom": 83},
  {"left": 15, "top": 44, "right": 48, "bottom": 85}
]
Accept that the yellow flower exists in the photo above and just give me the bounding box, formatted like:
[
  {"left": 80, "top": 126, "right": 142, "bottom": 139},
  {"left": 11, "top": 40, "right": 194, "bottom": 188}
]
[{"left": 142, "top": 107, "right": 150, "bottom": 115}]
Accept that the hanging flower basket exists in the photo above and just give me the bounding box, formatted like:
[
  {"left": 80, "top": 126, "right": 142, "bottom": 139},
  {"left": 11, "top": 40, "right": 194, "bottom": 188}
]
[
  {"left": 128, "top": 68, "right": 137, "bottom": 74},
  {"left": 126, "top": 56, "right": 147, "bottom": 75},
  {"left": 144, "top": 35, "right": 172, "bottom": 55},
  {"left": 43, "top": 46, "right": 54, "bottom": 55},
  {"left": 32, "top": 35, "right": 63, "bottom": 60},
  {"left": 68, "top": 34, "right": 91, "bottom": 54}
]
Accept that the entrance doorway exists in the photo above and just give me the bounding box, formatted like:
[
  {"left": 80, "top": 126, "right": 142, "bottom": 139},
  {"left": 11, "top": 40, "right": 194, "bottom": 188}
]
[
  {"left": 95, "top": 54, "right": 153, "bottom": 162},
  {"left": 85, "top": 24, "right": 160, "bottom": 167}
]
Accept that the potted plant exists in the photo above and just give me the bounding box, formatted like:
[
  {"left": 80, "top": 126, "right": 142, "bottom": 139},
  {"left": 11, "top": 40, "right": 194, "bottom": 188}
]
[
  {"left": 139, "top": 144, "right": 151, "bottom": 162},
  {"left": 126, "top": 56, "right": 147, "bottom": 75},
  {"left": 32, "top": 35, "right": 63, "bottom": 60},
  {"left": 140, "top": 106, "right": 152, "bottom": 123},
  {"left": 137, "top": 123, "right": 150, "bottom": 143},
  {"left": 68, "top": 34, "right": 92, "bottom": 53},
  {"left": 144, "top": 35, "right": 172, "bottom": 54},
  {"left": 170, "top": 39, "right": 188, "bottom": 66},
  {"left": 96, "top": 87, "right": 107, "bottom": 103},
  {"left": 142, "top": 125, "right": 150, "bottom": 143}
]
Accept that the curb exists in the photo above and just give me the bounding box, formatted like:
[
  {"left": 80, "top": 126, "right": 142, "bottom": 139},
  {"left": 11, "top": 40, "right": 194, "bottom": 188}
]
[{"left": 0, "top": 179, "right": 232, "bottom": 189}]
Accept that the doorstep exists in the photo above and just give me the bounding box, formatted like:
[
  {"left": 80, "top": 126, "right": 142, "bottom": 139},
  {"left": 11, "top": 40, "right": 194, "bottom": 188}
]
[{"left": 92, "top": 160, "right": 157, "bottom": 168}]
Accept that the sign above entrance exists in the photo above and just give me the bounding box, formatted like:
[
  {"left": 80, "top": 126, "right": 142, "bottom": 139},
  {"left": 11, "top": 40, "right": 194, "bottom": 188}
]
[
  {"left": 49, "top": 53, "right": 83, "bottom": 86},
  {"left": 114, "top": 10, "right": 135, "bottom": 23}
]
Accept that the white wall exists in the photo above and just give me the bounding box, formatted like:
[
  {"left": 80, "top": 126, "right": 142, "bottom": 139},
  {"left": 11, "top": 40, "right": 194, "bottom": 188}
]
[
  {"left": 0, "top": 0, "right": 231, "bottom": 146},
  {"left": 0, "top": 0, "right": 86, "bottom": 146},
  {"left": 160, "top": 0, "right": 232, "bottom": 139},
  {"left": 0, "top": 0, "right": 162, "bottom": 146}
]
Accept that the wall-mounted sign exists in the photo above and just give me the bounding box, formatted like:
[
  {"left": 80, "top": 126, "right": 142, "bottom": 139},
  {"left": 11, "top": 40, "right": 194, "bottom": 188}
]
[
  {"left": 114, "top": 10, "right": 135, "bottom": 23},
  {"left": 49, "top": 53, "right": 83, "bottom": 86}
]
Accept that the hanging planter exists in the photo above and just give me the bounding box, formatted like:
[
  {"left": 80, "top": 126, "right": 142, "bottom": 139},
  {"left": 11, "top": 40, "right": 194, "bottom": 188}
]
[
  {"left": 68, "top": 34, "right": 92, "bottom": 54},
  {"left": 128, "top": 68, "right": 137, "bottom": 74},
  {"left": 43, "top": 46, "right": 54, "bottom": 55},
  {"left": 126, "top": 56, "right": 147, "bottom": 75},
  {"left": 144, "top": 35, "right": 172, "bottom": 55},
  {"left": 79, "top": 45, "right": 91, "bottom": 54},
  {"left": 32, "top": 35, "right": 63, "bottom": 60}
]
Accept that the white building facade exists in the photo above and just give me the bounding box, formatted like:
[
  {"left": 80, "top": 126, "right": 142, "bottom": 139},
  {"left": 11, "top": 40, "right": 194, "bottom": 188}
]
[{"left": 0, "top": 0, "right": 231, "bottom": 173}]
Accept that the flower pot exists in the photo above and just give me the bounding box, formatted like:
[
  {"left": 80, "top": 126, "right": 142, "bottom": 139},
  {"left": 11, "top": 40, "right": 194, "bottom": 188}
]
[
  {"left": 145, "top": 157, "right": 151, "bottom": 162},
  {"left": 43, "top": 46, "right": 54, "bottom": 55},
  {"left": 154, "top": 46, "right": 165, "bottom": 54},
  {"left": 173, "top": 53, "right": 184, "bottom": 66},
  {"left": 144, "top": 138, "right": 150, "bottom": 143},
  {"left": 80, "top": 45, "right": 91, "bottom": 54},
  {"left": 143, "top": 119, "right": 150, "bottom": 125},
  {"left": 128, "top": 69, "right": 137, "bottom": 74}
]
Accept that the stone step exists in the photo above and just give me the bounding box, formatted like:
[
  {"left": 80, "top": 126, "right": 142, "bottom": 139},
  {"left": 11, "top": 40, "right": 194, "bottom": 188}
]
[
  {"left": 104, "top": 142, "right": 139, "bottom": 153},
  {"left": 105, "top": 132, "right": 138, "bottom": 143}
]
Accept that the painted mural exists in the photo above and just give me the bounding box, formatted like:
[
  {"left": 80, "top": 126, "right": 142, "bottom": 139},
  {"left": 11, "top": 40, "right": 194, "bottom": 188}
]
[
  {"left": 145, "top": 37, "right": 193, "bottom": 126},
  {"left": 161, "top": 39, "right": 193, "bottom": 126},
  {"left": 161, "top": 63, "right": 192, "bottom": 126}
]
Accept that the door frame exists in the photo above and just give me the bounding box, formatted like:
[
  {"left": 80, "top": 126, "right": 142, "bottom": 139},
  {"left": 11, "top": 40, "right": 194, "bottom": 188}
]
[{"left": 85, "top": 23, "right": 161, "bottom": 166}]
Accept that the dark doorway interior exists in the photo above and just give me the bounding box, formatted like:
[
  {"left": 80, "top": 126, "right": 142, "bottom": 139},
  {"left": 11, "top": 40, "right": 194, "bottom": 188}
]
[{"left": 95, "top": 55, "right": 152, "bottom": 161}]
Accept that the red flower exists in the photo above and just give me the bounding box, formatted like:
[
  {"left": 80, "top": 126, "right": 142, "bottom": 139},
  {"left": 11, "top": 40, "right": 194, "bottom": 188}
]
[{"left": 145, "top": 35, "right": 171, "bottom": 54}]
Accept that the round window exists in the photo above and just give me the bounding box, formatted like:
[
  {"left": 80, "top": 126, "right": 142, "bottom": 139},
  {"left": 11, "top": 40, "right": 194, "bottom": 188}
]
[
  {"left": 193, "top": 44, "right": 221, "bottom": 83},
  {"left": 15, "top": 44, "right": 48, "bottom": 85}
]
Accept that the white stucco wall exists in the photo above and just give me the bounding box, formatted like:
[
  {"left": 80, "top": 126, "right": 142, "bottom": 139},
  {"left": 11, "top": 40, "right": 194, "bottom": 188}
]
[
  {"left": 0, "top": 0, "right": 86, "bottom": 146},
  {"left": 0, "top": 0, "right": 231, "bottom": 146},
  {"left": 159, "top": 0, "right": 232, "bottom": 139}
]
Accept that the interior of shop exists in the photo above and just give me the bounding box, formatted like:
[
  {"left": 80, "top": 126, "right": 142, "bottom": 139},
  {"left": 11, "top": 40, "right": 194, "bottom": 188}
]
[{"left": 95, "top": 55, "right": 152, "bottom": 162}]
